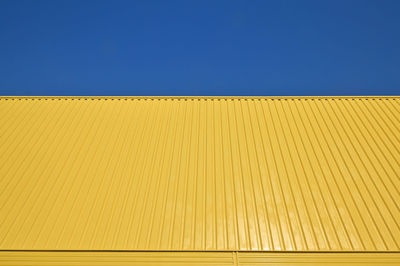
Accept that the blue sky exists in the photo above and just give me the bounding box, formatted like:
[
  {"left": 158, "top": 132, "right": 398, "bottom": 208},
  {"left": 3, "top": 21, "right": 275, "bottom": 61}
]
[{"left": 0, "top": 0, "right": 399, "bottom": 96}]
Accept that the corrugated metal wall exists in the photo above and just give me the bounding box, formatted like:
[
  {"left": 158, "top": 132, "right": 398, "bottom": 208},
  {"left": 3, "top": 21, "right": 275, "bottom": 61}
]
[
  {"left": 0, "top": 97, "right": 399, "bottom": 252},
  {"left": 1, "top": 251, "right": 400, "bottom": 265}
]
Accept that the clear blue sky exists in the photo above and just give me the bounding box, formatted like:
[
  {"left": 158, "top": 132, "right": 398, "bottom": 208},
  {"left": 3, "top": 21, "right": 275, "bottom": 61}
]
[{"left": 1, "top": 0, "right": 399, "bottom": 96}]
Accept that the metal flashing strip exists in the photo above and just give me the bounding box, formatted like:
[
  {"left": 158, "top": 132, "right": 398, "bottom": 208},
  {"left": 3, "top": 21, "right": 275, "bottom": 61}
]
[
  {"left": 0, "top": 251, "right": 399, "bottom": 265},
  {"left": 0, "top": 95, "right": 399, "bottom": 99}
]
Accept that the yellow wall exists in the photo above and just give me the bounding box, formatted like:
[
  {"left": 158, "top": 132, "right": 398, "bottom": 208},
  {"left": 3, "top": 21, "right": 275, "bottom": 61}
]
[{"left": 0, "top": 97, "right": 399, "bottom": 252}]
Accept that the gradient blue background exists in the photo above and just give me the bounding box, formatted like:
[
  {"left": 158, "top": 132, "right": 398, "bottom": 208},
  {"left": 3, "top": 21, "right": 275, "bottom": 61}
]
[{"left": 1, "top": 0, "right": 399, "bottom": 96}]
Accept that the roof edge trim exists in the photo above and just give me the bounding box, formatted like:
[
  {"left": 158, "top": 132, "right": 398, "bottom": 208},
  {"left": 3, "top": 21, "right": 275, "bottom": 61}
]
[{"left": 0, "top": 96, "right": 399, "bottom": 101}]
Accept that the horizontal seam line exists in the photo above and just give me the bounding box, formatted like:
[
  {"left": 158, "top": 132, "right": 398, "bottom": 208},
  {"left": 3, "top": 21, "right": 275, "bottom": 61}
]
[
  {"left": 1, "top": 250, "right": 400, "bottom": 253},
  {"left": 0, "top": 96, "right": 399, "bottom": 101}
]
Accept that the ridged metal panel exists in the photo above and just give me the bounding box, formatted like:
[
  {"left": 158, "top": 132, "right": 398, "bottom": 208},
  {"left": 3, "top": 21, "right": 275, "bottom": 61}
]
[
  {"left": 0, "top": 251, "right": 235, "bottom": 265},
  {"left": 237, "top": 252, "right": 400, "bottom": 265},
  {"left": 1, "top": 251, "right": 399, "bottom": 265},
  {"left": 0, "top": 97, "right": 399, "bottom": 251}
]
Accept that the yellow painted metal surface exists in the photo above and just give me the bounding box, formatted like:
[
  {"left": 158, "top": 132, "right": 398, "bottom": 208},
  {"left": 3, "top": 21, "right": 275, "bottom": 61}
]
[
  {"left": 236, "top": 252, "right": 400, "bottom": 265},
  {"left": 0, "top": 96, "right": 399, "bottom": 252},
  {"left": 0, "top": 251, "right": 235, "bottom": 265},
  {"left": 1, "top": 251, "right": 400, "bottom": 265}
]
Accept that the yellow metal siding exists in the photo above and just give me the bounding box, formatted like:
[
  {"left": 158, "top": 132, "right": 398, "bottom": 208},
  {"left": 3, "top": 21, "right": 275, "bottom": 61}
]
[
  {"left": 236, "top": 252, "right": 400, "bottom": 265},
  {"left": 0, "top": 252, "right": 235, "bottom": 265},
  {"left": 1, "top": 252, "right": 399, "bottom": 265},
  {"left": 0, "top": 97, "right": 399, "bottom": 251}
]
